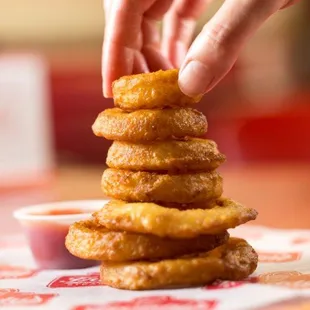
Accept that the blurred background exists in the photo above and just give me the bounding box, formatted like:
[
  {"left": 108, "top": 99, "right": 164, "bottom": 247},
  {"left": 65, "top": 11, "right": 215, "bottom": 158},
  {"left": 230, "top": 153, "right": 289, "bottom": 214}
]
[{"left": 0, "top": 0, "right": 310, "bottom": 234}]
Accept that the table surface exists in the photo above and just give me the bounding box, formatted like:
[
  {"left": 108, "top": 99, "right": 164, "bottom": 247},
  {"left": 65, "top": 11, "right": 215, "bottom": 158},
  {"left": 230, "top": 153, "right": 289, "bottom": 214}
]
[{"left": 1, "top": 163, "right": 310, "bottom": 235}]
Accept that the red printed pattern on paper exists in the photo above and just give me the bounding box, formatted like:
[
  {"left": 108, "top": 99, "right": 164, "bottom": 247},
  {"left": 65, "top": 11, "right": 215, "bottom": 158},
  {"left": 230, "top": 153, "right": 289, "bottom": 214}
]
[
  {"left": 0, "top": 265, "right": 37, "bottom": 279},
  {"left": 47, "top": 274, "right": 102, "bottom": 288},
  {"left": 0, "top": 290, "right": 56, "bottom": 306},
  {"left": 258, "top": 252, "right": 301, "bottom": 263},
  {"left": 291, "top": 237, "right": 310, "bottom": 245},
  {"left": 204, "top": 278, "right": 257, "bottom": 290},
  {"left": 0, "top": 289, "right": 19, "bottom": 296},
  {"left": 73, "top": 296, "right": 218, "bottom": 310},
  {"left": 258, "top": 271, "right": 310, "bottom": 289}
]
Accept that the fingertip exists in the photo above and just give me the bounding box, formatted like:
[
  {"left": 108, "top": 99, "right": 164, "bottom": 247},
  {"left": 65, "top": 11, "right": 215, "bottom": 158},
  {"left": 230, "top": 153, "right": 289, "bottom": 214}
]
[
  {"left": 178, "top": 60, "right": 214, "bottom": 97},
  {"left": 103, "top": 83, "right": 113, "bottom": 98}
]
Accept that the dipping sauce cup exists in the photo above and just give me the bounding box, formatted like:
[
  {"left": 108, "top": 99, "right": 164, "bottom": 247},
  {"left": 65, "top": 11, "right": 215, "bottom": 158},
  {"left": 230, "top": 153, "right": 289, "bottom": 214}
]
[{"left": 13, "top": 200, "right": 108, "bottom": 270}]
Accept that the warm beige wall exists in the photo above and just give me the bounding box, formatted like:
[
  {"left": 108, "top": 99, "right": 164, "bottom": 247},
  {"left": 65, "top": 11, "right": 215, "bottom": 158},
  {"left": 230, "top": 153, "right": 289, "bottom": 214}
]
[
  {"left": 196, "top": 0, "right": 302, "bottom": 37},
  {"left": 0, "top": 0, "right": 104, "bottom": 44},
  {"left": 0, "top": 0, "right": 303, "bottom": 45}
]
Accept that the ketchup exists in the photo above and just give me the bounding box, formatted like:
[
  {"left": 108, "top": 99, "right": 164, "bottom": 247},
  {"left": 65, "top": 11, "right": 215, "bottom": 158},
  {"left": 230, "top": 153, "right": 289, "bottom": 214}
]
[{"left": 31, "top": 209, "right": 89, "bottom": 216}]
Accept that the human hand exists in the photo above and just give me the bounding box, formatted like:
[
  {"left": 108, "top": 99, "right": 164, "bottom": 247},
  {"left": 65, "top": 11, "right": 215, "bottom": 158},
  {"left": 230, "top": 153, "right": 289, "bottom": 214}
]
[{"left": 102, "top": 0, "right": 298, "bottom": 98}]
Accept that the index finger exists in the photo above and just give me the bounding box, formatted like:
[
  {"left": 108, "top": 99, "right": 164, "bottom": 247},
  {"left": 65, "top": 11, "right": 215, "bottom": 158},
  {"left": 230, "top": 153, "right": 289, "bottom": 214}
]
[
  {"left": 102, "top": 0, "right": 156, "bottom": 97},
  {"left": 162, "top": 0, "right": 210, "bottom": 67},
  {"left": 178, "top": 0, "right": 298, "bottom": 97}
]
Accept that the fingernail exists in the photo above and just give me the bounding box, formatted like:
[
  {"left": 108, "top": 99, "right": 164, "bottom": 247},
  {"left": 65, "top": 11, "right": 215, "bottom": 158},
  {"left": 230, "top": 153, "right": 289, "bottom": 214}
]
[
  {"left": 103, "top": 84, "right": 113, "bottom": 98},
  {"left": 179, "top": 61, "right": 213, "bottom": 97}
]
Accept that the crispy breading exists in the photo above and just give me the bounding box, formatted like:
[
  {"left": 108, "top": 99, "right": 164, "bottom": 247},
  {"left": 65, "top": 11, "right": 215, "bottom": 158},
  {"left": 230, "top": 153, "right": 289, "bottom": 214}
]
[
  {"left": 107, "top": 138, "right": 226, "bottom": 172},
  {"left": 112, "top": 69, "right": 202, "bottom": 110},
  {"left": 100, "top": 238, "right": 258, "bottom": 290},
  {"left": 101, "top": 169, "right": 223, "bottom": 204},
  {"left": 94, "top": 198, "right": 258, "bottom": 239},
  {"left": 65, "top": 219, "right": 229, "bottom": 262},
  {"left": 92, "top": 108, "right": 207, "bottom": 142}
]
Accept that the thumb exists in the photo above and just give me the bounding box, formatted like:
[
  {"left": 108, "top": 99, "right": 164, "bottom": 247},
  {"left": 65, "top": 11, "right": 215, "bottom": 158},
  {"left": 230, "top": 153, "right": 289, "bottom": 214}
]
[{"left": 178, "top": 0, "right": 292, "bottom": 97}]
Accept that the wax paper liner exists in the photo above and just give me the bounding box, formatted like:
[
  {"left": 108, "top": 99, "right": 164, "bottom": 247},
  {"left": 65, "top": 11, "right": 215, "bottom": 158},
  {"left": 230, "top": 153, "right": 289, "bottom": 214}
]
[{"left": 1, "top": 225, "right": 310, "bottom": 310}]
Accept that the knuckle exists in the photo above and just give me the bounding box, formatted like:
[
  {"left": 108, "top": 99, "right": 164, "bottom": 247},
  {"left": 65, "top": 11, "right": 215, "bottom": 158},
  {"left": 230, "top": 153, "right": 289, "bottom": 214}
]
[{"left": 202, "top": 22, "right": 234, "bottom": 52}]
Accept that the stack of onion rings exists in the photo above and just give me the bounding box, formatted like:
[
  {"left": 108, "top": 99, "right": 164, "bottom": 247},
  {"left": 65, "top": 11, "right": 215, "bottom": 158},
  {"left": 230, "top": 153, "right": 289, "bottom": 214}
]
[{"left": 66, "top": 69, "right": 258, "bottom": 291}]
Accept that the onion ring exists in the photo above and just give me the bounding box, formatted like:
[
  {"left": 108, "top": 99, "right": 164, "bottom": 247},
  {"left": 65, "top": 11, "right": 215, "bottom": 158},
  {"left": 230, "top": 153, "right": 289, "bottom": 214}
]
[
  {"left": 112, "top": 69, "right": 202, "bottom": 110},
  {"left": 94, "top": 198, "right": 258, "bottom": 239},
  {"left": 92, "top": 108, "right": 207, "bottom": 142},
  {"left": 106, "top": 138, "right": 226, "bottom": 172},
  {"left": 100, "top": 238, "right": 258, "bottom": 290},
  {"left": 65, "top": 220, "right": 229, "bottom": 262},
  {"left": 101, "top": 169, "right": 223, "bottom": 204}
]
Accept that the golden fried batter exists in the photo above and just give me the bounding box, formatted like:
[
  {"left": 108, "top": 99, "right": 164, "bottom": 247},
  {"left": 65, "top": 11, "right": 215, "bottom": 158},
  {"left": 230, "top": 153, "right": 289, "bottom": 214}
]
[
  {"left": 65, "top": 219, "right": 229, "bottom": 262},
  {"left": 94, "top": 198, "right": 258, "bottom": 239},
  {"left": 101, "top": 169, "right": 223, "bottom": 204},
  {"left": 112, "top": 69, "right": 202, "bottom": 110},
  {"left": 107, "top": 138, "right": 226, "bottom": 172},
  {"left": 92, "top": 108, "right": 207, "bottom": 142},
  {"left": 100, "top": 238, "right": 258, "bottom": 290},
  {"left": 157, "top": 201, "right": 218, "bottom": 210}
]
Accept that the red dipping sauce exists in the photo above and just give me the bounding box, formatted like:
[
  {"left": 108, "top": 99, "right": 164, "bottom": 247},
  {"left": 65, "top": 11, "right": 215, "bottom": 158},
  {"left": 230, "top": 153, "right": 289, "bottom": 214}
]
[
  {"left": 31, "top": 209, "right": 90, "bottom": 216},
  {"left": 14, "top": 200, "right": 107, "bottom": 270}
]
